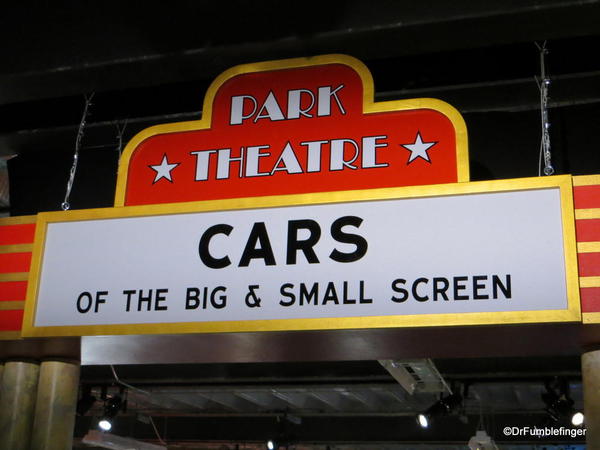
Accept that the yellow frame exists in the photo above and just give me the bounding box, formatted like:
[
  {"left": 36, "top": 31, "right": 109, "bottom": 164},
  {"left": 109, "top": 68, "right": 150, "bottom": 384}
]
[
  {"left": 0, "top": 215, "right": 37, "bottom": 226},
  {"left": 22, "top": 175, "right": 580, "bottom": 338},
  {"left": 113, "top": 54, "right": 469, "bottom": 207}
]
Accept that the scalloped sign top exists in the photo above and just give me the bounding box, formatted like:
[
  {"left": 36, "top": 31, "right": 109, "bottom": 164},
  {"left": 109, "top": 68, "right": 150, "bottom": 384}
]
[{"left": 115, "top": 55, "right": 469, "bottom": 206}]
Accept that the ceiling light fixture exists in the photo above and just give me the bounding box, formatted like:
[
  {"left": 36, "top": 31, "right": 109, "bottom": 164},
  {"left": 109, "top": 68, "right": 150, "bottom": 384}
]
[
  {"left": 98, "top": 419, "right": 112, "bottom": 432},
  {"left": 571, "top": 411, "right": 585, "bottom": 426},
  {"left": 542, "top": 378, "right": 577, "bottom": 423},
  {"left": 98, "top": 395, "right": 124, "bottom": 432},
  {"left": 467, "top": 430, "right": 499, "bottom": 450},
  {"left": 417, "top": 393, "right": 463, "bottom": 428}
]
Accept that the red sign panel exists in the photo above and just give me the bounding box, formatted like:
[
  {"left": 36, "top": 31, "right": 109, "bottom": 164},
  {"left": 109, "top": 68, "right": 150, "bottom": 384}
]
[
  {"left": 573, "top": 175, "right": 600, "bottom": 323},
  {"left": 115, "top": 55, "right": 469, "bottom": 206},
  {"left": 0, "top": 216, "right": 35, "bottom": 339}
]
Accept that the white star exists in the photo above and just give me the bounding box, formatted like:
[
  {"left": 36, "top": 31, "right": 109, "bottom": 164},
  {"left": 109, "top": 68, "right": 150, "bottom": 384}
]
[
  {"left": 401, "top": 132, "right": 438, "bottom": 163},
  {"left": 149, "top": 154, "right": 180, "bottom": 183}
]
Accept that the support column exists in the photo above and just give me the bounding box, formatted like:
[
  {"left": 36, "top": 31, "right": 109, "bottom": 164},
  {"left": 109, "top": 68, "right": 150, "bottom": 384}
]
[
  {"left": 583, "top": 349, "right": 600, "bottom": 450},
  {"left": 0, "top": 360, "right": 40, "bottom": 450},
  {"left": 31, "top": 359, "right": 80, "bottom": 450}
]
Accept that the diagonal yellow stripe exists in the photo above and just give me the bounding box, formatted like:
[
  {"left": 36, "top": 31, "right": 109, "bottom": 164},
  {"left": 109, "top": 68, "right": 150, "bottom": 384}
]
[
  {"left": 0, "top": 215, "right": 36, "bottom": 226},
  {"left": 0, "top": 244, "right": 33, "bottom": 254},
  {"left": 580, "top": 276, "right": 600, "bottom": 288},
  {"left": 578, "top": 242, "right": 600, "bottom": 253},
  {"left": 0, "top": 331, "right": 21, "bottom": 340},
  {"left": 573, "top": 175, "right": 600, "bottom": 187},
  {"left": 0, "top": 273, "right": 29, "bottom": 282},
  {"left": 576, "top": 209, "right": 600, "bottom": 220},
  {"left": 0, "top": 301, "right": 25, "bottom": 310}
]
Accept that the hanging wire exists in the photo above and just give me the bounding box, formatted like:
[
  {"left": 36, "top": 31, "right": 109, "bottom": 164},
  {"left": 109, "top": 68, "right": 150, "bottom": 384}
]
[
  {"left": 115, "top": 118, "right": 129, "bottom": 159},
  {"left": 109, "top": 365, "right": 167, "bottom": 446},
  {"left": 475, "top": 391, "right": 484, "bottom": 431},
  {"left": 109, "top": 364, "right": 150, "bottom": 395},
  {"left": 535, "top": 41, "right": 554, "bottom": 176},
  {"left": 61, "top": 93, "right": 95, "bottom": 210}
]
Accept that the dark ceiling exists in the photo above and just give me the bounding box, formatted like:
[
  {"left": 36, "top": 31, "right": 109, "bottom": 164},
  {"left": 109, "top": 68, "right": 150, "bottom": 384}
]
[
  {"left": 2, "top": 1, "right": 600, "bottom": 448},
  {"left": 4, "top": 1, "right": 600, "bottom": 215}
]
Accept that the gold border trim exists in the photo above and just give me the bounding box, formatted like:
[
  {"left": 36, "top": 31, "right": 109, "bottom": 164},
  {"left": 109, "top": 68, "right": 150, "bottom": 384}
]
[
  {"left": 113, "top": 54, "right": 469, "bottom": 207},
  {"left": 20, "top": 310, "right": 583, "bottom": 338},
  {"left": 583, "top": 312, "right": 600, "bottom": 324},
  {"left": 0, "top": 273, "right": 29, "bottom": 282},
  {"left": 0, "top": 244, "right": 33, "bottom": 254},
  {"left": 580, "top": 277, "right": 600, "bottom": 288},
  {"left": 22, "top": 175, "right": 580, "bottom": 338},
  {"left": 0, "top": 216, "right": 37, "bottom": 226},
  {"left": 578, "top": 242, "right": 600, "bottom": 253},
  {"left": 573, "top": 175, "right": 600, "bottom": 187},
  {"left": 0, "top": 331, "right": 22, "bottom": 340},
  {"left": 0, "top": 301, "right": 25, "bottom": 310},
  {"left": 576, "top": 209, "right": 600, "bottom": 220}
]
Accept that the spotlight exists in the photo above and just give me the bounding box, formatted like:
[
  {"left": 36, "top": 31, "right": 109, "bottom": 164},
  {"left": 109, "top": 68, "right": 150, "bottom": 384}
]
[
  {"left": 98, "top": 419, "right": 112, "bottom": 431},
  {"left": 571, "top": 411, "right": 584, "bottom": 426},
  {"left": 98, "top": 395, "right": 123, "bottom": 432},
  {"left": 266, "top": 439, "right": 276, "bottom": 450},
  {"left": 417, "top": 393, "right": 463, "bottom": 428}
]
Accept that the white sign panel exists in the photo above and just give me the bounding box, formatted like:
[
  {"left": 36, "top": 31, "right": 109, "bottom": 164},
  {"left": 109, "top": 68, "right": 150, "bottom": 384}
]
[{"left": 23, "top": 177, "right": 580, "bottom": 336}]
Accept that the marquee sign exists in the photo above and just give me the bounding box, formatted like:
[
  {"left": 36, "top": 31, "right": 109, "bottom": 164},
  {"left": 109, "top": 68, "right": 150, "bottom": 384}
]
[
  {"left": 115, "top": 55, "right": 469, "bottom": 206},
  {"left": 21, "top": 176, "right": 579, "bottom": 337},
  {"left": 2, "top": 54, "right": 594, "bottom": 339}
]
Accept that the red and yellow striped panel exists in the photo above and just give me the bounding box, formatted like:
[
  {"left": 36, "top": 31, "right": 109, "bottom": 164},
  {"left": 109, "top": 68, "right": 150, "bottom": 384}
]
[
  {"left": 0, "top": 215, "right": 35, "bottom": 339},
  {"left": 574, "top": 175, "right": 600, "bottom": 323}
]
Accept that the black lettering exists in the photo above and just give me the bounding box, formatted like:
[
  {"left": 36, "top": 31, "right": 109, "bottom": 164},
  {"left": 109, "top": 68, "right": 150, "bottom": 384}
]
[
  {"left": 155, "top": 288, "right": 168, "bottom": 311},
  {"left": 123, "top": 289, "right": 136, "bottom": 312},
  {"left": 287, "top": 220, "right": 321, "bottom": 264},
  {"left": 322, "top": 282, "right": 339, "bottom": 304},
  {"left": 95, "top": 291, "right": 108, "bottom": 312},
  {"left": 279, "top": 283, "right": 295, "bottom": 306},
  {"left": 432, "top": 278, "right": 449, "bottom": 301},
  {"left": 185, "top": 288, "right": 200, "bottom": 310},
  {"left": 77, "top": 292, "right": 93, "bottom": 313},
  {"left": 493, "top": 274, "right": 512, "bottom": 299},
  {"left": 138, "top": 289, "right": 153, "bottom": 311},
  {"left": 211, "top": 286, "right": 227, "bottom": 308},
  {"left": 202, "top": 287, "right": 209, "bottom": 308},
  {"left": 359, "top": 280, "right": 373, "bottom": 303},
  {"left": 391, "top": 279, "right": 408, "bottom": 303},
  {"left": 199, "top": 224, "right": 233, "bottom": 269},
  {"left": 473, "top": 276, "right": 489, "bottom": 300},
  {"left": 342, "top": 281, "right": 356, "bottom": 304},
  {"left": 453, "top": 276, "right": 469, "bottom": 300},
  {"left": 239, "top": 222, "right": 276, "bottom": 267},
  {"left": 412, "top": 278, "right": 429, "bottom": 302},
  {"left": 300, "top": 283, "right": 319, "bottom": 305},
  {"left": 329, "top": 216, "right": 368, "bottom": 263}
]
